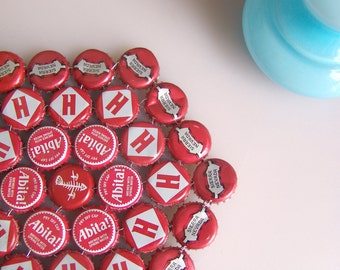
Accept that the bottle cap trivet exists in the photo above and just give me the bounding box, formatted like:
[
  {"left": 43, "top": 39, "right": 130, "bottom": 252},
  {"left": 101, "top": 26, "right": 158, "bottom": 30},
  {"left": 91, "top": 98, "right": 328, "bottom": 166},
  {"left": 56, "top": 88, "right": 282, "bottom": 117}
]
[
  {"left": 172, "top": 202, "right": 218, "bottom": 249},
  {"left": 22, "top": 209, "right": 69, "bottom": 257},
  {"left": 50, "top": 250, "right": 95, "bottom": 270},
  {"left": 0, "top": 47, "right": 238, "bottom": 269},
  {"left": 48, "top": 86, "right": 92, "bottom": 129},
  {"left": 148, "top": 247, "right": 195, "bottom": 270},
  {"left": 0, "top": 128, "right": 22, "bottom": 172},
  {"left": 145, "top": 82, "right": 188, "bottom": 125},
  {"left": 100, "top": 249, "right": 145, "bottom": 270},
  {"left": 98, "top": 164, "right": 143, "bottom": 211},
  {"left": 48, "top": 164, "right": 94, "bottom": 210},
  {"left": 167, "top": 120, "right": 212, "bottom": 164},
  {"left": 120, "top": 121, "right": 165, "bottom": 166},
  {"left": 27, "top": 50, "right": 69, "bottom": 91},
  {"left": 0, "top": 254, "right": 43, "bottom": 269},
  {"left": 73, "top": 49, "right": 115, "bottom": 90},
  {"left": 1, "top": 88, "right": 45, "bottom": 130},
  {"left": 96, "top": 86, "right": 139, "bottom": 128},
  {"left": 72, "top": 208, "right": 119, "bottom": 255},
  {"left": 193, "top": 158, "right": 237, "bottom": 203},
  {"left": 74, "top": 124, "right": 119, "bottom": 169},
  {"left": 122, "top": 203, "right": 169, "bottom": 253},
  {"left": 0, "top": 167, "right": 46, "bottom": 213},
  {"left": 0, "top": 211, "right": 20, "bottom": 257},
  {"left": 0, "top": 51, "right": 25, "bottom": 93},
  {"left": 27, "top": 126, "right": 71, "bottom": 170},
  {"left": 145, "top": 161, "right": 191, "bottom": 206},
  {"left": 117, "top": 47, "right": 159, "bottom": 89}
]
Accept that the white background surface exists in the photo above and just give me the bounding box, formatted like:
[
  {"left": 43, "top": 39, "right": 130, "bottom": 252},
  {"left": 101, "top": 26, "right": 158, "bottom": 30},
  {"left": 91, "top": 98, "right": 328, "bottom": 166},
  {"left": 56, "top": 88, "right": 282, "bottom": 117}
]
[{"left": 1, "top": 0, "right": 339, "bottom": 269}]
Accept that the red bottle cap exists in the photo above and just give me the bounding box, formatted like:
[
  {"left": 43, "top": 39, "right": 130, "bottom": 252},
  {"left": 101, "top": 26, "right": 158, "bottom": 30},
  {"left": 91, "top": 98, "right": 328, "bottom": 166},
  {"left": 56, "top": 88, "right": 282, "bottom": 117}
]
[
  {"left": 1, "top": 167, "right": 46, "bottom": 213},
  {"left": 1, "top": 254, "right": 43, "bottom": 269},
  {"left": 48, "top": 86, "right": 92, "bottom": 129},
  {"left": 1, "top": 88, "right": 45, "bottom": 130},
  {"left": 96, "top": 86, "right": 139, "bottom": 128},
  {"left": 72, "top": 208, "right": 119, "bottom": 255},
  {"left": 172, "top": 202, "right": 218, "bottom": 249},
  {"left": 145, "top": 82, "right": 188, "bottom": 125},
  {"left": 27, "top": 50, "right": 70, "bottom": 91},
  {"left": 193, "top": 158, "right": 237, "bottom": 203},
  {"left": 122, "top": 203, "right": 169, "bottom": 253},
  {"left": 72, "top": 49, "right": 115, "bottom": 90},
  {"left": 100, "top": 249, "right": 145, "bottom": 270},
  {"left": 168, "top": 120, "right": 212, "bottom": 164},
  {"left": 23, "top": 210, "right": 69, "bottom": 257},
  {"left": 0, "top": 51, "right": 25, "bottom": 93},
  {"left": 120, "top": 121, "right": 165, "bottom": 166},
  {"left": 117, "top": 47, "right": 159, "bottom": 89},
  {"left": 0, "top": 211, "right": 20, "bottom": 257},
  {"left": 49, "top": 164, "right": 94, "bottom": 210},
  {"left": 27, "top": 126, "right": 71, "bottom": 170},
  {"left": 98, "top": 165, "right": 143, "bottom": 211},
  {"left": 0, "top": 128, "right": 22, "bottom": 172},
  {"left": 148, "top": 247, "right": 195, "bottom": 270},
  {"left": 146, "top": 161, "right": 191, "bottom": 206},
  {"left": 74, "top": 125, "right": 119, "bottom": 169},
  {"left": 50, "top": 250, "right": 94, "bottom": 270}
]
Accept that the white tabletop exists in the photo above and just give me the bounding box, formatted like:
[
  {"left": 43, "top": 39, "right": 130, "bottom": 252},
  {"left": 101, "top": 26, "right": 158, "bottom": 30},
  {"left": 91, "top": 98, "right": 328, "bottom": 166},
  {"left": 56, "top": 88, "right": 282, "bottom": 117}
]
[{"left": 1, "top": 0, "right": 339, "bottom": 269}]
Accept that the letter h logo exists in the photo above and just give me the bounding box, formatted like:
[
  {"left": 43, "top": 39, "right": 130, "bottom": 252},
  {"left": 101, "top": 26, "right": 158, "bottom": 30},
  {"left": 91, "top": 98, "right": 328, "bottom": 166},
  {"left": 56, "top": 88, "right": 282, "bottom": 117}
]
[
  {"left": 0, "top": 224, "right": 7, "bottom": 238},
  {"left": 156, "top": 174, "right": 181, "bottom": 189},
  {"left": 130, "top": 129, "right": 155, "bottom": 154},
  {"left": 112, "top": 261, "right": 128, "bottom": 270},
  {"left": 132, "top": 218, "right": 159, "bottom": 239},
  {"left": 12, "top": 96, "right": 29, "bottom": 119},
  {"left": 0, "top": 220, "right": 10, "bottom": 252},
  {"left": 127, "top": 127, "right": 158, "bottom": 157},
  {"left": 0, "top": 142, "right": 10, "bottom": 159},
  {"left": 62, "top": 94, "right": 76, "bottom": 115},
  {"left": 105, "top": 91, "right": 129, "bottom": 116},
  {"left": 126, "top": 208, "right": 166, "bottom": 250},
  {"left": 61, "top": 264, "right": 76, "bottom": 270}
]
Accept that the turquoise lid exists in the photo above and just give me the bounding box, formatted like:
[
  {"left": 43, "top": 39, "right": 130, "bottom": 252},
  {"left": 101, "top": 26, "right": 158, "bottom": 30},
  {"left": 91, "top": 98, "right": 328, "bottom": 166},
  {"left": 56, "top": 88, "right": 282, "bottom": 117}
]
[{"left": 243, "top": 0, "right": 340, "bottom": 98}]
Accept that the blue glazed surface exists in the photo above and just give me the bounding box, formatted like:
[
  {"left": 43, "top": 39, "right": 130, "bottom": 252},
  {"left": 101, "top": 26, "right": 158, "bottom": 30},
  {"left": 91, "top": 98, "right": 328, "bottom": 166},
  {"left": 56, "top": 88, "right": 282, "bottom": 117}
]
[{"left": 243, "top": 0, "right": 340, "bottom": 98}]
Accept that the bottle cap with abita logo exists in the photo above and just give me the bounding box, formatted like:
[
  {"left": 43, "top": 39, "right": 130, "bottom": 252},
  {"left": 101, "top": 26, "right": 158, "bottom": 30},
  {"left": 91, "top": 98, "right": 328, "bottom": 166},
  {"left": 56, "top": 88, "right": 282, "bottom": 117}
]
[
  {"left": 22, "top": 209, "right": 70, "bottom": 257},
  {"left": 0, "top": 167, "right": 46, "bottom": 213},
  {"left": 97, "top": 164, "right": 143, "bottom": 211},
  {"left": 27, "top": 126, "right": 71, "bottom": 171}
]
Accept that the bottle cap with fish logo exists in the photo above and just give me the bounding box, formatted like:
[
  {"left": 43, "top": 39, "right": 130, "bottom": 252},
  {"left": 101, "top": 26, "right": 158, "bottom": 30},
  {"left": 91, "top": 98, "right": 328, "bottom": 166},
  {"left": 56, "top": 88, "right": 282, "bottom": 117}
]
[{"left": 49, "top": 164, "right": 94, "bottom": 210}]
